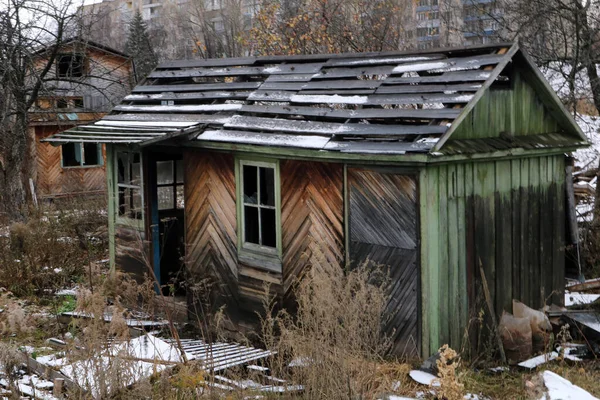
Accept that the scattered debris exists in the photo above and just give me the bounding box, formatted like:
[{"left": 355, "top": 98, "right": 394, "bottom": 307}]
[
  {"left": 408, "top": 370, "right": 440, "bottom": 387},
  {"left": 540, "top": 370, "right": 598, "bottom": 400},
  {"left": 567, "top": 277, "right": 600, "bottom": 292},
  {"left": 499, "top": 311, "right": 533, "bottom": 364},
  {"left": 565, "top": 292, "right": 600, "bottom": 307},
  {"left": 518, "top": 352, "right": 559, "bottom": 369}
]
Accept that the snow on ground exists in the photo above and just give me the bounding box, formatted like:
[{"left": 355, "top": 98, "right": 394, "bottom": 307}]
[
  {"left": 540, "top": 370, "right": 598, "bottom": 400},
  {"left": 574, "top": 114, "right": 600, "bottom": 170}
]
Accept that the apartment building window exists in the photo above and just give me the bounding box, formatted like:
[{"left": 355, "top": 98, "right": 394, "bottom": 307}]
[
  {"left": 57, "top": 54, "right": 85, "bottom": 78},
  {"left": 417, "top": 11, "right": 439, "bottom": 20},
  {"left": 417, "top": 27, "right": 439, "bottom": 37}
]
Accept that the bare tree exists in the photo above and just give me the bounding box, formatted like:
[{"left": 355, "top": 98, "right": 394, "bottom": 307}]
[
  {"left": 246, "top": 0, "right": 407, "bottom": 56},
  {"left": 0, "top": 0, "right": 76, "bottom": 218}
]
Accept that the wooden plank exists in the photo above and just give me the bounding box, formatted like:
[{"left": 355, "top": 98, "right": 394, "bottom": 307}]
[
  {"left": 301, "top": 79, "right": 383, "bottom": 90},
  {"left": 239, "top": 104, "right": 462, "bottom": 120},
  {"left": 438, "top": 165, "right": 449, "bottom": 346},
  {"left": 383, "top": 70, "right": 492, "bottom": 84},
  {"left": 539, "top": 156, "right": 551, "bottom": 305},
  {"left": 418, "top": 168, "right": 429, "bottom": 357},
  {"left": 324, "top": 141, "right": 434, "bottom": 153},
  {"left": 426, "top": 166, "right": 440, "bottom": 353},
  {"left": 510, "top": 159, "right": 521, "bottom": 303},
  {"left": 311, "top": 65, "right": 396, "bottom": 79},
  {"left": 104, "top": 113, "right": 232, "bottom": 124},
  {"left": 455, "top": 163, "right": 468, "bottom": 348},
  {"left": 157, "top": 57, "right": 257, "bottom": 69},
  {"left": 224, "top": 115, "right": 448, "bottom": 136},
  {"left": 125, "top": 91, "right": 252, "bottom": 101},
  {"left": 519, "top": 158, "right": 530, "bottom": 306},
  {"left": 390, "top": 54, "right": 505, "bottom": 74},
  {"left": 375, "top": 83, "right": 482, "bottom": 94},
  {"left": 528, "top": 157, "right": 541, "bottom": 308},
  {"left": 264, "top": 73, "right": 314, "bottom": 82},
  {"left": 248, "top": 90, "right": 295, "bottom": 102},
  {"left": 495, "top": 160, "right": 512, "bottom": 315},
  {"left": 324, "top": 53, "right": 445, "bottom": 67},
  {"left": 132, "top": 82, "right": 262, "bottom": 93},
  {"left": 447, "top": 164, "right": 460, "bottom": 349},
  {"left": 113, "top": 104, "right": 243, "bottom": 113},
  {"left": 290, "top": 93, "right": 473, "bottom": 105},
  {"left": 554, "top": 157, "right": 566, "bottom": 305}
]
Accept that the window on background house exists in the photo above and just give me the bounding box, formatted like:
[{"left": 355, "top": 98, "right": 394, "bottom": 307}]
[
  {"left": 157, "top": 160, "right": 184, "bottom": 210},
  {"left": 117, "top": 151, "right": 143, "bottom": 220},
  {"left": 237, "top": 159, "right": 280, "bottom": 264},
  {"left": 57, "top": 54, "right": 85, "bottom": 78},
  {"left": 61, "top": 142, "right": 102, "bottom": 168}
]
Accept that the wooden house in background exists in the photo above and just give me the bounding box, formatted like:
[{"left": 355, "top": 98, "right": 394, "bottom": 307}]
[
  {"left": 45, "top": 42, "right": 587, "bottom": 357},
  {"left": 30, "top": 38, "right": 135, "bottom": 199}
]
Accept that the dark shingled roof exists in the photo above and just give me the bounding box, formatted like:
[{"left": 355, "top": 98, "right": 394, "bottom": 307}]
[{"left": 43, "top": 42, "right": 586, "bottom": 155}]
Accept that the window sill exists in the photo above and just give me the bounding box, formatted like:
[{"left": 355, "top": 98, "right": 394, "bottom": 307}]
[
  {"left": 62, "top": 165, "right": 103, "bottom": 170},
  {"left": 238, "top": 250, "right": 282, "bottom": 273}
]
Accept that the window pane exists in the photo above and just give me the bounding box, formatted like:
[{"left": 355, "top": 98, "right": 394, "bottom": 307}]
[
  {"left": 244, "top": 206, "right": 259, "bottom": 244},
  {"left": 176, "top": 185, "right": 184, "bottom": 209},
  {"left": 131, "top": 153, "right": 141, "bottom": 186},
  {"left": 261, "top": 208, "right": 276, "bottom": 247},
  {"left": 157, "top": 161, "right": 174, "bottom": 184},
  {"left": 62, "top": 143, "right": 81, "bottom": 167},
  {"left": 83, "top": 143, "right": 100, "bottom": 166},
  {"left": 243, "top": 165, "right": 257, "bottom": 204},
  {"left": 132, "top": 189, "right": 143, "bottom": 218},
  {"left": 117, "top": 152, "right": 128, "bottom": 183},
  {"left": 158, "top": 186, "right": 174, "bottom": 210},
  {"left": 259, "top": 167, "right": 275, "bottom": 206},
  {"left": 118, "top": 187, "right": 128, "bottom": 216},
  {"left": 176, "top": 160, "right": 184, "bottom": 183}
]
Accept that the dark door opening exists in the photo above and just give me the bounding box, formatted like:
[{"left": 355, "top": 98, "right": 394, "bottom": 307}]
[{"left": 151, "top": 153, "right": 186, "bottom": 296}]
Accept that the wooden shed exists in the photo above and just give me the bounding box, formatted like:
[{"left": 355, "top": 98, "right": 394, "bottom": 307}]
[{"left": 45, "top": 42, "right": 587, "bottom": 357}]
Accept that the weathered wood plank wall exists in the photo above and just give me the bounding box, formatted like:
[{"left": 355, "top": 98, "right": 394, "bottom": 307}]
[
  {"left": 348, "top": 169, "right": 419, "bottom": 357},
  {"left": 35, "top": 127, "right": 106, "bottom": 197},
  {"left": 451, "top": 68, "right": 561, "bottom": 140},
  {"left": 184, "top": 150, "right": 239, "bottom": 307},
  {"left": 281, "top": 160, "right": 344, "bottom": 296},
  {"left": 420, "top": 155, "right": 566, "bottom": 356}
]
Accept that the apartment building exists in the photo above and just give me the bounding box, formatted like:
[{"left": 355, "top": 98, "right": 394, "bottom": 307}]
[{"left": 405, "top": 0, "right": 504, "bottom": 50}]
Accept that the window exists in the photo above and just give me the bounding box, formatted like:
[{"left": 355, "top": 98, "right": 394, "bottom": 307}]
[
  {"left": 61, "top": 142, "right": 103, "bottom": 168},
  {"left": 117, "top": 151, "right": 143, "bottom": 220},
  {"left": 157, "top": 160, "right": 184, "bottom": 210},
  {"left": 57, "top": 54, "right": 85, "bottom": 77},
  {"left": 237, "top": 159, "right": 280, "bottom": 267}
]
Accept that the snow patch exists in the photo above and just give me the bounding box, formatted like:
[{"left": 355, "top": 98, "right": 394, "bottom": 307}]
[
  {"left": 409, "top": 370, "right": 440, "bottom": 387},
  {"left": 290, "top": 94, "right": 368, "bottom": 104},
  {"left": 541, "top": 370, "right": 598, "bottom": 400},
  {"left": 565, "top": 291, "right": 600, "bottom": 306}
]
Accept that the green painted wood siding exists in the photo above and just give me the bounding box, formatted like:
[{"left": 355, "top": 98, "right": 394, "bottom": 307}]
[
  {"left": 419, "top": 155, "right": 565, "bottom": 356},
  {"left": 450, "top": 68, "right": 561, "bottom": 141}
]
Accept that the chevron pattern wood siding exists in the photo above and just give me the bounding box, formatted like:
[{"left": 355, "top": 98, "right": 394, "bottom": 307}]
[
  {"left": 184, "top": 150, "right": 239, "bottom": 306},
  {"left": 281, "top": 160, "right": 344, "bottom": 295},
  {"left": 348, "top": 169, "right": 419, "bottom": 357},
  {"left": 35, "top": 127, "right": 106, "bottom": 197}
]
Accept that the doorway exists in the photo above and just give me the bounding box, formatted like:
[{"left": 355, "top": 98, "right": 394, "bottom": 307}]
[{"left": 150, "top": 152, "right": 186, "bottom": 295}]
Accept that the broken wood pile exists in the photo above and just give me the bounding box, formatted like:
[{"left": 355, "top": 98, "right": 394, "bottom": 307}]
[{"left": 0, "top": 333, "right": 298, "bottom": 399}]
